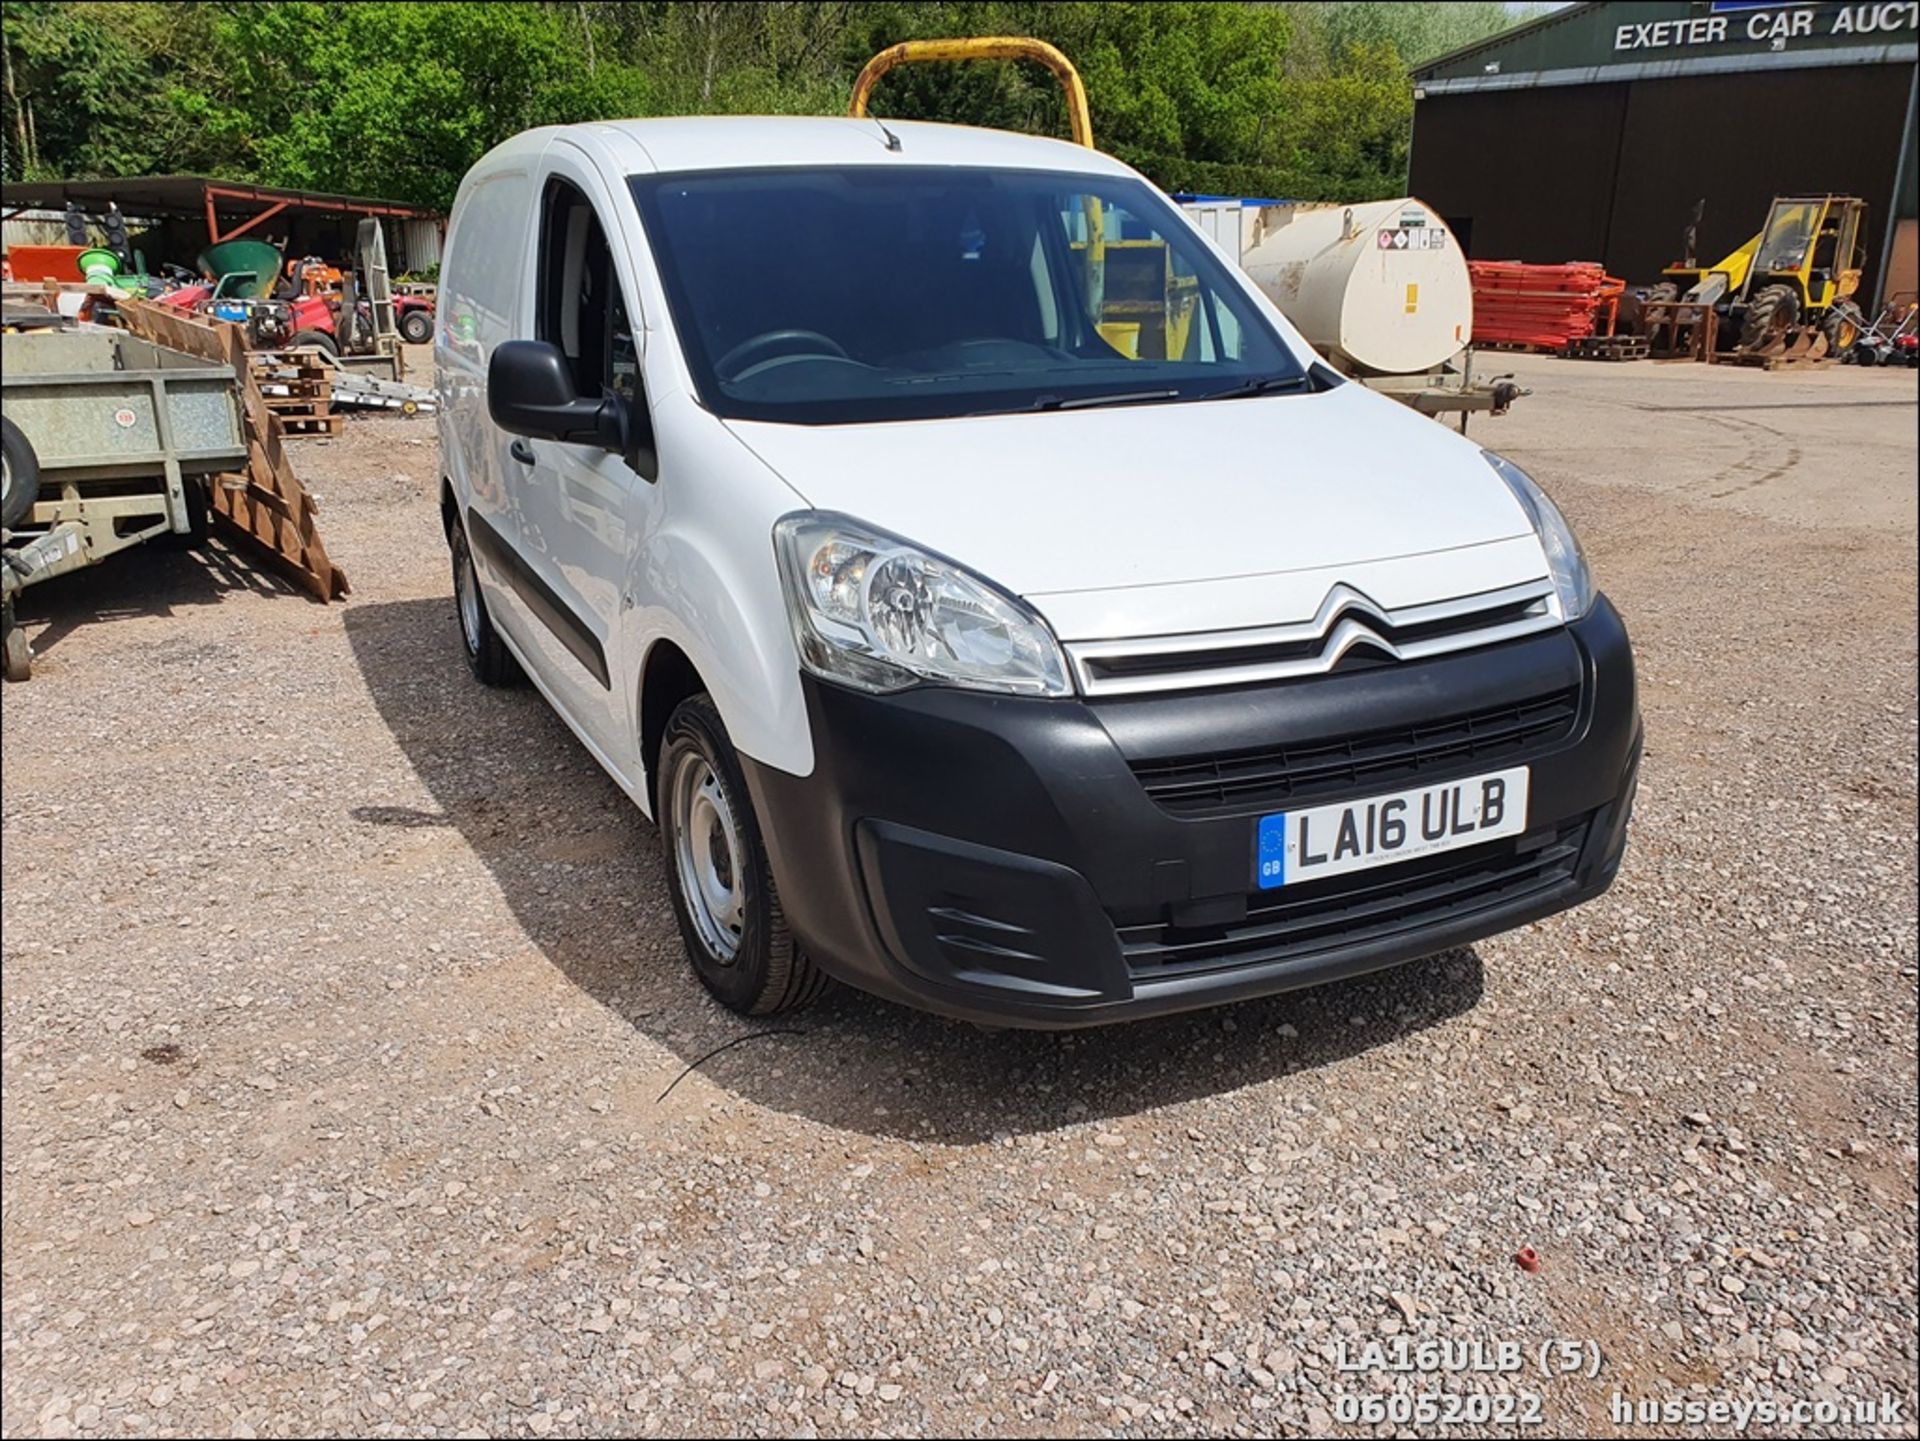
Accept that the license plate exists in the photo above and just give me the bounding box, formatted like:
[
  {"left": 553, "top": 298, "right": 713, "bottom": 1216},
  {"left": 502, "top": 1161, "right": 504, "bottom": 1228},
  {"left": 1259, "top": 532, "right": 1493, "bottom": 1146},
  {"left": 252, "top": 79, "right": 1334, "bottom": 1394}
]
[{"left": 1255, "top": 767, "right": 1530, "bottom": 889}]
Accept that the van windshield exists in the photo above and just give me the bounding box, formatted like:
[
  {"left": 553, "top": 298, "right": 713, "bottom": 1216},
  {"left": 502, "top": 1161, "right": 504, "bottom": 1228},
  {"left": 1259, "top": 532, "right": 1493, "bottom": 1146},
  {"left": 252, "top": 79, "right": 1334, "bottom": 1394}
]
[{"left": 629, "top": 166, "right": 1304, "bottom": 426}]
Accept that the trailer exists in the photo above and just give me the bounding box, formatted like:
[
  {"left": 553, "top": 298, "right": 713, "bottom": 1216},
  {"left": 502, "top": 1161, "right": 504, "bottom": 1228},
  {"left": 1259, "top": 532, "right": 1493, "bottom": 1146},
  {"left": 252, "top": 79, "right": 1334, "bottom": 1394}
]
[{"left": 0, "top": 324, "right": 246, "bottom": 679}]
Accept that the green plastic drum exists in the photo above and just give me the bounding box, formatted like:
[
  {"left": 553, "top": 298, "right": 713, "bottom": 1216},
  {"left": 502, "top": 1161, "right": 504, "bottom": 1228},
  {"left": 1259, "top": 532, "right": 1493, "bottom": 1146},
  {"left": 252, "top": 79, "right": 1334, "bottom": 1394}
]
[
  {"left": 75, "top": 248, "right": 121, "bottom": 284},
  {"left": 198, "top": 239, "right": 285, "bottom": 299}
]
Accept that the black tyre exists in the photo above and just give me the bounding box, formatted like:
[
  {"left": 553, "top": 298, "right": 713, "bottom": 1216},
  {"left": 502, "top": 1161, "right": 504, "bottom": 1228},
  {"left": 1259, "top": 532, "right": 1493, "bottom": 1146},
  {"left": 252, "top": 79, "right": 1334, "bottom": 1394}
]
[
  {"left": 1821, "top": 299, "right": 1866, "bottom": 356},
  {"left": 154, "top": 475, "right": 212, "bottom": 550},
  {"left": 2, "top": 416, "right": 41, "bottom": 531},
  {"left": 288, "top": 328, "right": 338, "bottom": 357},
  {"left": 1627, "top": 282, "right": 1678, "bottom": 338},
  {"left": 657, "top": 694, "right": 827, "bottom": 1017},
  {"left": 399, "top": 308, "right": 433, "bottom": 344},
  {"left": 183, "top": 475, "right": 211, "bottom": 541},
  {"left": 1738, "top": 284, "right": 1799, "bottom": 351},
  {"left": 450, "top": 519, "right": 520, "bottom": 686},
  {"left": 2, "top": 600, "right": 28, "bottom": 683}
]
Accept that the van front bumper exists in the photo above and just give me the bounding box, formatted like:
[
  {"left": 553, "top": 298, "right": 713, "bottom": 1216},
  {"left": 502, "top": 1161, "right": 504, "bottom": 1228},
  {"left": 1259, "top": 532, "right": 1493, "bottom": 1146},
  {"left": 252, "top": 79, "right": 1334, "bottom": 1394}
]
[{"left": 741, "top": 598, "right": 1640, "bottom": 1028}]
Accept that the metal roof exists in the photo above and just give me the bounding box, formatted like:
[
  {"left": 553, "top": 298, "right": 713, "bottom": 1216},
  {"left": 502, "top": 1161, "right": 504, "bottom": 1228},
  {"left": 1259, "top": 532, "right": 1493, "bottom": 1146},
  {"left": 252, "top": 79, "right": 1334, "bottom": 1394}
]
[
  {"left": 0, "top": 174, "right": 441, "bottom": 223},
  {"left": 1413, "top": 1, "right": 1605, "bottom": 75},
  {"left": 1413, "top": 1, "right": 1917, "bottom": 90}
]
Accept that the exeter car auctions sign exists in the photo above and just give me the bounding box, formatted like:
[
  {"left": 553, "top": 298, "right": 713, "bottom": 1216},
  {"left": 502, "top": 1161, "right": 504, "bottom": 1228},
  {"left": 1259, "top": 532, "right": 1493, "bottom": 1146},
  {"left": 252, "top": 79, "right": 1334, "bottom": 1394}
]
[{"left": 1616, "top": 2, "right": 1919, "bottom": 50}]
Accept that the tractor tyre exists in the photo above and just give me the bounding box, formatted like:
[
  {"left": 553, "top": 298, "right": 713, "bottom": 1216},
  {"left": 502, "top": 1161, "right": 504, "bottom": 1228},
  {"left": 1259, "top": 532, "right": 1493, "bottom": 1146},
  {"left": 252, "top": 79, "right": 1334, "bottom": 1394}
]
[
  {"left": 1738, "top": 284, "right": 1799, "bottom": 352},
  {"left": 1821, "top": 300, "right": 1866, "bottom": 356},
  {"left": 1629, "top": 282, "right": 1679, "bottom": 338},
  {"left": 289, "top": 328, "right": 338, "bottom": 357},
  {"left": 399, "top": 308, "right": 434, "bottom": 344},
  {"left": 2, "top": 417, "right": 41, "bottom": 531}
]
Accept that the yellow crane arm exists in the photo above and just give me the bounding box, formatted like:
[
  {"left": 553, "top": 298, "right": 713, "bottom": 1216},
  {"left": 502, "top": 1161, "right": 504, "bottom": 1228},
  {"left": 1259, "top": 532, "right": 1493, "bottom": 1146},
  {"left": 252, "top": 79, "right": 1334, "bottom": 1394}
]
[{"left": 847, "top": 37, "right": 1094, "bottom": 150}]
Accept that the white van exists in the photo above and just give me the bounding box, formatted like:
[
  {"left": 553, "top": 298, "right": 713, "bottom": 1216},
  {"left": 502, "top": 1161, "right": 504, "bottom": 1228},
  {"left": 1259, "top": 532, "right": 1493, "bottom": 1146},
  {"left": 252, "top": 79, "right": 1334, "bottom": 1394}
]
[{"left": 435, "top": 117, "right": 1640, "bottom": 1027}]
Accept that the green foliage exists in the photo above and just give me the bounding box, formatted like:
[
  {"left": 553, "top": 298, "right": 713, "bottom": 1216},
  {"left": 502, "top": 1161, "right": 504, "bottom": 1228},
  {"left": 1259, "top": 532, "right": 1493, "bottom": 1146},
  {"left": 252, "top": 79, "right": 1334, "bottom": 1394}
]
[
  {"left": 1310, "top": 2, "right": 1545, "bottom": 68},
  {"left": 3, "top": 2, "right": 188, "bottom": 180},
  {"left": 3, "top": 1, "right": 1536, "bottom": 207}
]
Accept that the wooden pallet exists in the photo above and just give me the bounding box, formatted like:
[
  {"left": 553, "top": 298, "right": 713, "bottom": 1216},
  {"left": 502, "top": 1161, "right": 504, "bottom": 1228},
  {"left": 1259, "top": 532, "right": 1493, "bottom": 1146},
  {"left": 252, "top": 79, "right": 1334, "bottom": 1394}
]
[
  {"left": 1723, "top": 338, "right": 1833, "bottom": 371},
  {"left": 276, "top": 413, "right": 346, "bottom": 437},
  {"left": 248, "top": 348, "right": 337, "bottom": 428},
  {"left": 255, "top": 387, "right": 334, "bottom": 416},
  {"left": 1563, "top": 335, "right": 1649, "bottom": 361},
  {"left": 254, "top": 382, "right": 334, "bottom": 406},
  {"left": 250, "top": 345, "right": 332, "bottom": 368}
]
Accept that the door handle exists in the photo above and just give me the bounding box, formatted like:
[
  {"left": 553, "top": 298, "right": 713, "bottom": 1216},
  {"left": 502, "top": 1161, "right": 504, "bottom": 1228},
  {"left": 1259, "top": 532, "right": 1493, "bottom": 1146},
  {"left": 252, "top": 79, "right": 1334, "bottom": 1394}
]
[{"left": 509, "top": 438, "right": 536, "bottom": 466}]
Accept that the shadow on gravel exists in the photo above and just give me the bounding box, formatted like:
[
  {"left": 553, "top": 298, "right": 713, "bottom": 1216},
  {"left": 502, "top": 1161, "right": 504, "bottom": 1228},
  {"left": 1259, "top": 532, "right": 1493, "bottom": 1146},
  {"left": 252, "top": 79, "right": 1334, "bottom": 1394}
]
[
  {"left": 346, "top": 597, "right": 1485, "bottom": 1143},
  {"left": 11, "top": 535, "right": 296, "bottom": 660}
]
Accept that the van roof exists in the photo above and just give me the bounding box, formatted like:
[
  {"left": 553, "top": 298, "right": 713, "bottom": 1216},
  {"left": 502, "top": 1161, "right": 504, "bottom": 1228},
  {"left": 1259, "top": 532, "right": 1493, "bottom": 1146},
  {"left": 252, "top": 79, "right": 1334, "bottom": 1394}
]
[{"left": 541, "top": 115, "right": 1136, "bottom": 179}]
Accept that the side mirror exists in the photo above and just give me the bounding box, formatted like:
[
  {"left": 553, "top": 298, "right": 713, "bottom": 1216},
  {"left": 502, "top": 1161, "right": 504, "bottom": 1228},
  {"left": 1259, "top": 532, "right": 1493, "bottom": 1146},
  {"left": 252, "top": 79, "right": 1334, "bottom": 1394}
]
[{"left": 488, "top": 340, "right": 625, "bottom": 453}]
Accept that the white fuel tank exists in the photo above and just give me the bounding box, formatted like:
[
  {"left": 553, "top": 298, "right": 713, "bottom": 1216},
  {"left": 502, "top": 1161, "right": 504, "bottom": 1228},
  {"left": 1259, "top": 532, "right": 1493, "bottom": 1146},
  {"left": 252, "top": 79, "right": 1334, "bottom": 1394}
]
[{"left": 1241, "top": 198, "right": 1471, "bottom": 376}]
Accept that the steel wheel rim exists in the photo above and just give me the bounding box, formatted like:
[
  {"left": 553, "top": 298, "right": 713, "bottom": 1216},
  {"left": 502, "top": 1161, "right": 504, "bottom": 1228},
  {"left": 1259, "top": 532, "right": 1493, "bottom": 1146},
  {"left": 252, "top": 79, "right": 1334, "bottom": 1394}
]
[
  {"left": 670, "top": 751, "right": 744, "bottom": 963},
  {"left": 455, "top": 536, "right": 483, "bottom": 655}
]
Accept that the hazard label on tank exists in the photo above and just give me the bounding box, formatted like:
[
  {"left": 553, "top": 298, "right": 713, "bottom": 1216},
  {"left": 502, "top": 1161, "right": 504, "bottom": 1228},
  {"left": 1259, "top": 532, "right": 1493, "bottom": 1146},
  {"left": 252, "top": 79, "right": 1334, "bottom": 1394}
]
[{"left": 1378, "top": 227, "right": 1445, "bottom": 250}]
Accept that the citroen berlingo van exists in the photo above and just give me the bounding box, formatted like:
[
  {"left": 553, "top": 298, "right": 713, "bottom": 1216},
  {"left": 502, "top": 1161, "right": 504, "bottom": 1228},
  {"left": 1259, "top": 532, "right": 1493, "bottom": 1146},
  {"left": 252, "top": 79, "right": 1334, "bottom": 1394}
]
[{"left": 436, "top": 116, "right": 1640, "bottom": 1027}]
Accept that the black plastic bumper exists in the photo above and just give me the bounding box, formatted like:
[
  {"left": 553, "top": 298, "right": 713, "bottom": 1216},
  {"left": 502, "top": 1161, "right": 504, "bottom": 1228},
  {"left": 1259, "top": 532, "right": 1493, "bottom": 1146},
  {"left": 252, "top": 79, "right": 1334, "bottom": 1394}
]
[{"left": 742, "top": 598, "right": 1640, "bottom": 1028}]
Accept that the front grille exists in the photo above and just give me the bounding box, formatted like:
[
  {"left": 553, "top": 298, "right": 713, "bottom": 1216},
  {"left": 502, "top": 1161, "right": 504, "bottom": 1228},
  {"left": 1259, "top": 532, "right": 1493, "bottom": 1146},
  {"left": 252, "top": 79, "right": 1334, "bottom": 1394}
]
[
  {"left": 1118, "top": 819, "right": 1588, "bottom": 979},
  {"left": 1129, "top": 688, "right": 1580, "bottom": 818},
  {"left": 1063, "top": 580, "right": 1563, "bottom": 697}
]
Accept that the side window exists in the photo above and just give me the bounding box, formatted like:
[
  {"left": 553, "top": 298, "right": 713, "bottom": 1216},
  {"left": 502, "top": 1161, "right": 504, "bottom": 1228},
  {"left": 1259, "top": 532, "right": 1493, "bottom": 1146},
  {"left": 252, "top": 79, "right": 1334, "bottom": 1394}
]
[
  {"left": 536, "top": 177, "right": 638, "bottom": 402},
  {"left": 445, "top": 171, "right": 531, "bottom": 352}
]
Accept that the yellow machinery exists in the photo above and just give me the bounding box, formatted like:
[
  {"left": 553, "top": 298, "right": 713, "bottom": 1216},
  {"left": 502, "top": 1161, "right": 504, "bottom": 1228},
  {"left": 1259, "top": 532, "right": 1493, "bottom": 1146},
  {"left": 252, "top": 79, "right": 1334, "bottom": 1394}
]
[
  {"left": 849, "top": 37, "right": 1196, "bottom": 361},
  {"left": 1648, "top": 194, "right": 1869, "bottom": 359},
  {"left": 850, "top": 37, "right": 1093, "bottom": 145}
]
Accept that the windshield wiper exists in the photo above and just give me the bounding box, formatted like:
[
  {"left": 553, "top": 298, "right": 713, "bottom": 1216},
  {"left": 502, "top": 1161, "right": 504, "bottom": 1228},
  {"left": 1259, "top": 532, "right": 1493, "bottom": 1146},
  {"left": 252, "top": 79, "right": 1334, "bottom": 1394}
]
[
  {"left": 1196, "top": 374, "right": 1311, "bottom": 402},
  {"left": 1032, "top": 388, "right": 1181, "bottom": 412}
]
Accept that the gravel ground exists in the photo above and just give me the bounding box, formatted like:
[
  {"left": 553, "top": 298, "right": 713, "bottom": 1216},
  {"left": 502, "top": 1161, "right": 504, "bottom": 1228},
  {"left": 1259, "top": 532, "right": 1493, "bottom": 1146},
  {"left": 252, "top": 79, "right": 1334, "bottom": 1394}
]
[{"left": 3, "top": 351, "right": 1916, "bottom": 1439}]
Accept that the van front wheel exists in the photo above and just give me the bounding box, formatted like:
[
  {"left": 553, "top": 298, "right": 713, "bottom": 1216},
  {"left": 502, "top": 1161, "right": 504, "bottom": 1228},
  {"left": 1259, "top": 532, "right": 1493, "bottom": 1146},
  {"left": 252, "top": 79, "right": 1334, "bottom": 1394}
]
[{"left": 658, "top": 695, "right": 826, "bottom": 1017}]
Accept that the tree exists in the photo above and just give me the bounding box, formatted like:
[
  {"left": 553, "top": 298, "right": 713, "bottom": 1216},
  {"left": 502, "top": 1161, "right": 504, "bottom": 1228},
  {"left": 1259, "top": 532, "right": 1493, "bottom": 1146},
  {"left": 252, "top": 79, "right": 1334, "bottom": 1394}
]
[
  {"left": 3, "top": 2, "right": 171, "bottom": 180},
  {"left": 2, "top": 1, "right": 1538, "bottom": 206}
]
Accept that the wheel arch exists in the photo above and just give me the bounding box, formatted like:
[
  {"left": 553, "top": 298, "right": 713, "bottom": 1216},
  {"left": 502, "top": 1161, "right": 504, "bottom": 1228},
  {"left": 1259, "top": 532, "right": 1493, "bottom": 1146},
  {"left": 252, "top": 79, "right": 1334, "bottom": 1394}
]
[{"left": 638, "top": 637, "right": 707, "bottom": 808}]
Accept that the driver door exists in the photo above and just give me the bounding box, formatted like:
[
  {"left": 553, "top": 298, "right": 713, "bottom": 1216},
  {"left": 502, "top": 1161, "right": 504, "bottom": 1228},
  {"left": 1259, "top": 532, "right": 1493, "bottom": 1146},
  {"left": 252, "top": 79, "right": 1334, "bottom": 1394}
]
[{"left": 506, "top": 149, "right": 652, "bottom": 772}]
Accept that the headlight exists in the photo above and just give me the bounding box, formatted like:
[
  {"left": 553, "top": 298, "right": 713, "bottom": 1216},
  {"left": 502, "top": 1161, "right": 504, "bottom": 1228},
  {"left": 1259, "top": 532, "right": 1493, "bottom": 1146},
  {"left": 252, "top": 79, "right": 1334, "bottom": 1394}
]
[
  {"left": 773, "top": 513, "right": 1071, "bottom": 696},
  {"left": 1483, "top": 451, "right": 1594, "bottom": 621}
]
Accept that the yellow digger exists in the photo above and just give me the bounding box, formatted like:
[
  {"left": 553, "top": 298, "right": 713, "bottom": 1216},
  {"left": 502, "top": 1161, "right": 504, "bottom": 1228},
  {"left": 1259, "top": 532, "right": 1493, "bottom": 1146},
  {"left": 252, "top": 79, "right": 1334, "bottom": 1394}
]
[{"left": 1646, "top": 194, "right": 1869, "bottom": 359}]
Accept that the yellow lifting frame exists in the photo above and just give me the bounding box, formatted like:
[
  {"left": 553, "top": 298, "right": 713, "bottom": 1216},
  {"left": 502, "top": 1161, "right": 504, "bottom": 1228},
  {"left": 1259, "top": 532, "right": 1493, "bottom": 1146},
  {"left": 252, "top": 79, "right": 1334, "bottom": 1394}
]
[{"left": 848, "top": 36, "right": 1095, "bottom": 149}]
